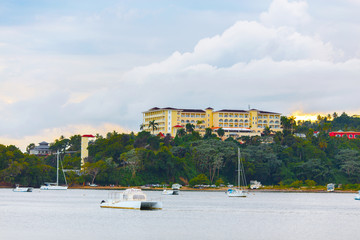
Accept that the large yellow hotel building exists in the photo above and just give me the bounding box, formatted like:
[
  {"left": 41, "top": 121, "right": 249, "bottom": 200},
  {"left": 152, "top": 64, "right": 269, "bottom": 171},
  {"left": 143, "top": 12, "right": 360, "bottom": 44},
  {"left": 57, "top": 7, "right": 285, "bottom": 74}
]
[{"left": 142, "top": 107, "right": 282, "bottom": 138}]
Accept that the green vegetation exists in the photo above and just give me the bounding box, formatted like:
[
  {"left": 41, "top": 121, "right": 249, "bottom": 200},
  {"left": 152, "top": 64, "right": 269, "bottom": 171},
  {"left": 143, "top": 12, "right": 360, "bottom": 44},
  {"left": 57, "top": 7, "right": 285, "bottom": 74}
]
[{"left": 1, "top": 112, "right": 360, "bottom": 188}]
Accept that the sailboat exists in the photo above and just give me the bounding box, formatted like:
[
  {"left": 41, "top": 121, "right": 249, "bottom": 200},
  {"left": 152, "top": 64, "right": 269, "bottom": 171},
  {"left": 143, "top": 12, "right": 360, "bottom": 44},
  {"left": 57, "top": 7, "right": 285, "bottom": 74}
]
[
  {"left": 227, "top": 148, "right": 247, "bottom": 197},
  {"left": 40, "top": 150, "right": 68, "bottom": 190}
]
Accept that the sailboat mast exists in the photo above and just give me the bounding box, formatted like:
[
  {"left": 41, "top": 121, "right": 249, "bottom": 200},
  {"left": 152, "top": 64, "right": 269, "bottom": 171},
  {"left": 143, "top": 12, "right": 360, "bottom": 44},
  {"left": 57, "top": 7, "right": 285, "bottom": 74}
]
[
  {"left": 238, "top": 148, "right": 240, "bottom": 188},
  {"left": 56, "top": 150, "right": 59, "bottom": 186}
]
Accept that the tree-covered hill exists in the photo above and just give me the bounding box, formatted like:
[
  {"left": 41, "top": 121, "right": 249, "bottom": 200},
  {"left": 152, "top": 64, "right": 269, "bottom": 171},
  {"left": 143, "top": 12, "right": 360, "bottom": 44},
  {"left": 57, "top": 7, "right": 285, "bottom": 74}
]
[{"left": 1, "top": 112, "right": 360, "bottom": 188}]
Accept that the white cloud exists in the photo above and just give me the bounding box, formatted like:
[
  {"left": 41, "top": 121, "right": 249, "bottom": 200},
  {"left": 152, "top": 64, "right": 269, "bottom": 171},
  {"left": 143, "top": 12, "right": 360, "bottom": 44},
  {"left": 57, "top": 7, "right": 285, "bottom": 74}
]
[
  {"left": 0, "top": 0, "right": 359, "bottom": 150},
  {"left": 260, "top": 0, "right": 311, "bottom": 27}
]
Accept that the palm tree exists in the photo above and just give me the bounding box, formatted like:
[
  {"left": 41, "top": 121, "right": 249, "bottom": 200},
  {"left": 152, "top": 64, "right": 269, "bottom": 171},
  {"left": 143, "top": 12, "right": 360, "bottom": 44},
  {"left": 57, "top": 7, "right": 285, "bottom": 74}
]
[
  {"left": 186, "top": 123, "right": 195, "bottom": 133},
  {"left": 217, "top": 128, "right": 225, "bottom": 138},
  {"left": 139, "top": 123, "right": 145, "bottom": 131},
  {"left": 196, "top": 120, "right": 204, "bottom": 130},
  {"left": 176, "top": 128, "right": 186, "bottom": 137},
  {"left": 148, "top": 120, "right": 158, "bottom": 135}
]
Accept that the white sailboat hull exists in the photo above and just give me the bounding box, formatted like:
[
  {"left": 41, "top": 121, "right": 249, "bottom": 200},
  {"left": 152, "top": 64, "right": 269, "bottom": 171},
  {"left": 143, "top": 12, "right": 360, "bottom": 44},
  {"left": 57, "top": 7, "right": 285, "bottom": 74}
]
[
  {"left": 40, "top": 185, "right": 68, "bottom": 190},
  {"left": 227, "top": 189, "right": 247, "bottom": 197}
]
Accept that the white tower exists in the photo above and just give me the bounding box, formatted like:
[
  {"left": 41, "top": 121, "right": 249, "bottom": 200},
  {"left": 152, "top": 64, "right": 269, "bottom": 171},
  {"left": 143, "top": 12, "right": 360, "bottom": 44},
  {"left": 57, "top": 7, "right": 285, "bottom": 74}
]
[{"left": 81, "top": 134, "right": 95, "bottom": 169}]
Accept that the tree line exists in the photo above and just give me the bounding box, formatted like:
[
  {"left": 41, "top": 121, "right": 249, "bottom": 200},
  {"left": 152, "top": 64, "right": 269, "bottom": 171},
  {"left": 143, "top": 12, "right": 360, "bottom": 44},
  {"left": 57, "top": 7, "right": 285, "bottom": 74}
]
[{"left": 1, "top": 112, "right": 360, "bottom": 189}]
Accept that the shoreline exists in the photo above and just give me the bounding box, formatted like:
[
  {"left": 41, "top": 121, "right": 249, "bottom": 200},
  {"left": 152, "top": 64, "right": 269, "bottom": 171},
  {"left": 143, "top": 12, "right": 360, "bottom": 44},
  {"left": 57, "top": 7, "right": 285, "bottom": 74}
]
[{"left": 1, "top": 185, "right": 358, "bottom": 193}]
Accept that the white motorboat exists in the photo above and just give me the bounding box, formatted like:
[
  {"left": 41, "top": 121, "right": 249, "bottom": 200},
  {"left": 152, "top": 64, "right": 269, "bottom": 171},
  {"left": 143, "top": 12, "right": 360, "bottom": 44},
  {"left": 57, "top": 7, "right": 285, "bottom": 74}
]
[
  {"left": 13, "top": 184, "right": 33, "bottom": 192},
  {"left": 100, "top": 188, "right": 162, "bottom": 210},
  {"left": 250, "top": 180, "right": 262, "bottom": 189},
  {"left": 162, "top": 183, "right": 181, "bottom": 195},
  {"left": 40, "top": 150, "right": 68, "bottom": 190},
  {"left": 355, "top": 190, "right": 360, "bottom": 200},
  {"left": 162, "top": 189, "right": 179, "bottom": 195},
  {"left": 327, "top": 183, "right": 335, "bottom": 192},
  {"left": 227, "top": 148, "right": 247, "bottom": 197},
  {"left": 162, "top": 189, "right": 174, "bottom": 195}
]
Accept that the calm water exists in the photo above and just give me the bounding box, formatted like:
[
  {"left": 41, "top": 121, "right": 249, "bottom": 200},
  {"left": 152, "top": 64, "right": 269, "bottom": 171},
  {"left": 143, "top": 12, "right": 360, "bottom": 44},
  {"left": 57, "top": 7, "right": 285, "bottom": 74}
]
[{"left": 1, "top": 189, "right": 359, "bottom": 240}]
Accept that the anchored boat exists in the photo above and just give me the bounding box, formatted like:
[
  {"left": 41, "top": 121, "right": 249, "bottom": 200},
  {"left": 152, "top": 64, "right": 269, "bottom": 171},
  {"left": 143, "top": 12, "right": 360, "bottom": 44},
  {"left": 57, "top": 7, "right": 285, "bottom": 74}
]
[
  {"left": 100, "top": 188, "right": 162, "bottom": 210},
  {"left": 355, "top": 190, "right": 360, "bottom": 200},
  {"left": 13, "top": 184, "right": 33, "bottom": 192},
  {"left": 40, "top": 150, "right": 68, "bottom": 190},
  {"left": 227, "top": 148, "right": 247, "bottom": 197}
]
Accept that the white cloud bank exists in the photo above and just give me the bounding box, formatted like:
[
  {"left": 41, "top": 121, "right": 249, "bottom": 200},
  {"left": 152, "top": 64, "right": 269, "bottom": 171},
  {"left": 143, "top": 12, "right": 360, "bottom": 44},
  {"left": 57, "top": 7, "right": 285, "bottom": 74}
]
[{"left": 0, "top": 0, "right": 359, "bottom": 151}]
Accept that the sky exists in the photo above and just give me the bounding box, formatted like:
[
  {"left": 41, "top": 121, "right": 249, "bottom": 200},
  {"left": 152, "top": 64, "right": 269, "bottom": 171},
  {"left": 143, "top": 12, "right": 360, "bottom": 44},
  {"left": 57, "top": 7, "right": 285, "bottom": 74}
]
[{"left": 0, "top": 0, "right": 359, "bottom": 151}]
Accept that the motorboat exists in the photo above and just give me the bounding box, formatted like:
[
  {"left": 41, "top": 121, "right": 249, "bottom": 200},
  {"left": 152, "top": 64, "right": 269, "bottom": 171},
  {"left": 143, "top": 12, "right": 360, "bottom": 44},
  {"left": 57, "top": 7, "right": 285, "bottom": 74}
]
[
  {"left": 171, "top": 183, "right": 181, "bottom": 190},
  {"left": 162, "top": 183, "right": 181, "bottom": 195},
  {"left": 100, "top": 188, "right": 162, "bottom": 210},
  {"left": 40, "top": 150, "right": 68, "bottom": 190},
  {"left": 13, "top": 184, "right": 33, "bottom": 192},
  {"left": 250, "top": 180, "right": 262, "bottom": 189},
  {"left": 162, "top": 189, "right": 179, "bottom": 195},
  {"left": 327, "top": 183, "right": 335, "bottom": 192},
  {"left": 355, "top": 190, "right": 360, "bottom": 200},
  {"left": 227, "top": 148, "right": 247, "bottom": 197}
]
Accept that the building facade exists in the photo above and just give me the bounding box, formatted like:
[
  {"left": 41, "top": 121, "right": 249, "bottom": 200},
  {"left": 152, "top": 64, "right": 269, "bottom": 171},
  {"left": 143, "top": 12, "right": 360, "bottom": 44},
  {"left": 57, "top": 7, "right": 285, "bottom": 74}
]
[
  {"left": 329, "top": 131, "right": 360, "bottom": 139},
  {"left": 29, "top": 141, "right": 51, "bottom": 156},
  {"left": 142, "top": 107, "right": 282, "bottom": 138}
]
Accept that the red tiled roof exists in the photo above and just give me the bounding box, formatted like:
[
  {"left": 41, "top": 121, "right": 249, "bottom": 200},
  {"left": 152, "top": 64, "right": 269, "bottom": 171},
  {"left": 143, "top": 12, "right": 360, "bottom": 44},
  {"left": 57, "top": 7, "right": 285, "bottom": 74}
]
[
  {"left": 82, "top": 134, "right": 95, "bottom": 138},
  {"left": 173, "top": 125, "right": 184, "bottom": 128}
]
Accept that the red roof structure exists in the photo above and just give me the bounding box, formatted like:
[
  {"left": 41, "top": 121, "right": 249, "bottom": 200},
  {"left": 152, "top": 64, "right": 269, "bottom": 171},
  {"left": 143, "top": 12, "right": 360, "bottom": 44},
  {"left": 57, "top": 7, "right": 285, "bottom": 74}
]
[
  {"left": 82, "top": 134, "right": 95, "bottom": 138},
  {"left": 329, "top": 131, "right": 360, "bottom": 139},
  {"left": 173, "top": 125, "right": 184, "bottom": 128}
]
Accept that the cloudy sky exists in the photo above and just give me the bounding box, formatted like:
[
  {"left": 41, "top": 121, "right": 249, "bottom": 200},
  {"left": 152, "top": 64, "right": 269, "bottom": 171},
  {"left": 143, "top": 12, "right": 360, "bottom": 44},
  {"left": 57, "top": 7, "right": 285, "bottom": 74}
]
[{"left": 1, "top": 0, "right": 359, "bottom": 151}]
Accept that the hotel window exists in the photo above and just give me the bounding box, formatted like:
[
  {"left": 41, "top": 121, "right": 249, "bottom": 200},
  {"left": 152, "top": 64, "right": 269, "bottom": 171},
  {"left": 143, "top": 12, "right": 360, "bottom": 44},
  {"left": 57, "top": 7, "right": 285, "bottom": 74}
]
[
  {"left": 235, "top": 124, "right": 238, "bottom": 127},
  {"left": 234, "top": 119, "right": 238, "bottom": 123},
  {"left": 181, "top": 120, "right": 184, "bottom": 123},
  {"left": 229, "top": 114, "right": 233, "bottom": 118},
  {"left": 239, "top": 120, "right": 243, "bottom": 123},
  {"left": 186, "top": 120, "right": 189, "bottom": 123},
  {"left": 186, "top": 114, "right": 189, "bottom": 117},
  {"left": 219, "top": 124, "right": 223, "bottom": 127},
  {"left": 219, "top": 119, "right": 223, "bottom": 122},
  {"left": 235, "top": 114, "right": 238, "bottom": 117},
  {"left": 224, "top": 124, "right": 228, "bottom": 127},
  {"left": 224, "top": 114, "right": 228, "bottom": 117},
  {"left": 191, "top": 114, "right": 195, "bottom": 117},
  {"left": 225, "top": 119, "right": 228, "bottom": 123},
  {"left": 229, "top": 119, "right": 233, "bottom": 122},
  {"left": 349, "top": 135, "right": 353, "bottom": 138},
  {"left": 191, "top": 120, "right": 195, "bottom": 123},
  {"left": 219, "top": 114, "right": 223, "bottom": 117},
  {"left": 240, "top": 115, "right": 243, "bottom": 118}
]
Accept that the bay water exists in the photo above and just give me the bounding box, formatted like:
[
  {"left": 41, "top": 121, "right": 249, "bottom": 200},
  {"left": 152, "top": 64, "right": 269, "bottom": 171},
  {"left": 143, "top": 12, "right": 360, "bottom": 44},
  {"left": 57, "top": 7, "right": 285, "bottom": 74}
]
[{"left": 1, "top": 189, "right": 359, "bottom": 240}]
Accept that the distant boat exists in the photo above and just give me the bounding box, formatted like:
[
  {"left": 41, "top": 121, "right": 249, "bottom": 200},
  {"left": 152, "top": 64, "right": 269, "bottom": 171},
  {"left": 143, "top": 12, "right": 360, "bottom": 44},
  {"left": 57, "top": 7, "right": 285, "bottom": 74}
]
[
  {"left": 327, "top": 183, "right": 335, "bottom": 192},
  {"left": 100, "top": 188, "right": 162, "bottom": 210},
  {"left": 227, "top": 148, "right": 247, "bottom": 197},
  {"left": 355, "top": 190, "right": 360, "bottom": 200},
  {"left": 40, "top": 150, "right": 68, "bottom": 190},
  {"left": 250, "top": 180, "right": 262, "bottom": 189},
  {"left": 162, "top": 183, "right": 181, "bottom": 195},
  {"left": 13, "top": 184, "right": 33, "bottom": 192}
]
